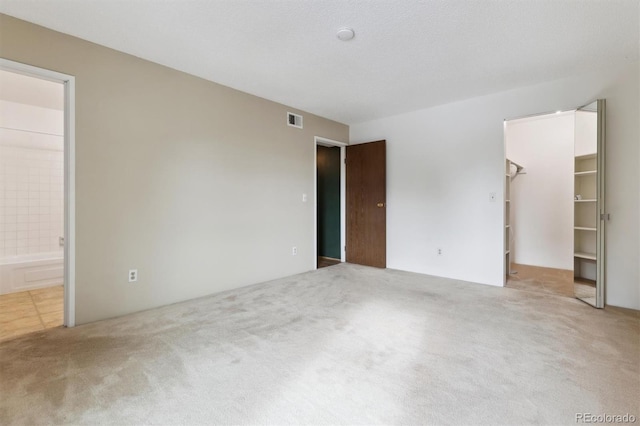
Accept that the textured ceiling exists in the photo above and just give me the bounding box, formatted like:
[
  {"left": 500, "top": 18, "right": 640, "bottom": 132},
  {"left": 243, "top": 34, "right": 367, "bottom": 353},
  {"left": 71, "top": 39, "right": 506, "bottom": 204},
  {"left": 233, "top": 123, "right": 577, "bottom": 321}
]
[{"left": 0, "top": 1, "right": 638, "bottom": 124}]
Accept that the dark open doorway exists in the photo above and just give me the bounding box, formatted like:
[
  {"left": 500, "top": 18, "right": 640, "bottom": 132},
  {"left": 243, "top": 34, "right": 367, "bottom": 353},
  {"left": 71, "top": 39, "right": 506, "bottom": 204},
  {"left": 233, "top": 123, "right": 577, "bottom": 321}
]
[{"left": 316, "top": 145, "right": 341, "bottom": 268}]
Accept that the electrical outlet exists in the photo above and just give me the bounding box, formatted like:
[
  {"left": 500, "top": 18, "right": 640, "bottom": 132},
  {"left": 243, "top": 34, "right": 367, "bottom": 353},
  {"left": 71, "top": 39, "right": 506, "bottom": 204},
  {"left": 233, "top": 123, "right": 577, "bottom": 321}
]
[
  {"left": 128, "top": 269, "right": 138, "bottom": 282},
  {"left": 292, "top": 246, "right": 298, "bottom": 256},
  {"left": 437, "top": 248, "right": 443, "bottom": 256},
  {"left": 302, "top": 193, "right": 308, "bottom": 202}
]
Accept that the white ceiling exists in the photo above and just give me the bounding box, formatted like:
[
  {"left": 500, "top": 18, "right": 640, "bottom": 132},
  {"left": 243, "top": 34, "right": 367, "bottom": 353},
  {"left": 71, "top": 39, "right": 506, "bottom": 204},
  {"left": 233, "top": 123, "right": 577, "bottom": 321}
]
[{"left": 0, "top": 1, "right": 638, "bottom": 124}]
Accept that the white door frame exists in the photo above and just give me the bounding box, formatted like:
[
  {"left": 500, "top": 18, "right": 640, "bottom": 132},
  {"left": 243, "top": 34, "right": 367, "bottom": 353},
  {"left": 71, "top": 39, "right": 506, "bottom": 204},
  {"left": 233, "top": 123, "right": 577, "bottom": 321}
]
[
  {"left": 314, "top": 136, "right": 347, "bottom": 268},
  {"left": 0, "top": 58, "right": 76, "bottom": 327}
]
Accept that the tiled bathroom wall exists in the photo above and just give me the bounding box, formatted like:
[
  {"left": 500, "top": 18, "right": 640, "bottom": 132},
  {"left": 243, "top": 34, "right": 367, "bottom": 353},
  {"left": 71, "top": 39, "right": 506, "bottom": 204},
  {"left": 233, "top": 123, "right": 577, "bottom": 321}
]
[
  {"left": 0, "top": 98, "right": 64, "bottom": 259},
  {"left": 0, "top": 142, "right": 64, "bottom": 258}
]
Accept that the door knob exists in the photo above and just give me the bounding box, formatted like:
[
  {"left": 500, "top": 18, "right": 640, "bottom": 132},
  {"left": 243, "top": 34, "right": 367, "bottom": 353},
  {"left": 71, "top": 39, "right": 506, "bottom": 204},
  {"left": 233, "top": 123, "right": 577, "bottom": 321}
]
[{"left": 377, "top": 203, "right": 384, "bottom": 208}]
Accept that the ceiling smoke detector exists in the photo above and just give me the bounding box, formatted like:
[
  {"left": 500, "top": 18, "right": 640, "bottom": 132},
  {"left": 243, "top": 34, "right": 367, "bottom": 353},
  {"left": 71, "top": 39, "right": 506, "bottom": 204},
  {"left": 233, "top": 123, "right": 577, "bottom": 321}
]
[{"left": 336, "top": 27, "right": 355, "bottom": 41}]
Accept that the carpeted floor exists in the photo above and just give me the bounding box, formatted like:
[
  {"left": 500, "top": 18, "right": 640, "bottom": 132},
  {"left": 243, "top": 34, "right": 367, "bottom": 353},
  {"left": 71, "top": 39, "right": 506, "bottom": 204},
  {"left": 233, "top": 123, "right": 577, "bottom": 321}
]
[
  {"left": 1, "top": 264, "right": 638, "bottom": 425},
  {"left": 506, "top": 263, "right": 574, "bottom": 298}
]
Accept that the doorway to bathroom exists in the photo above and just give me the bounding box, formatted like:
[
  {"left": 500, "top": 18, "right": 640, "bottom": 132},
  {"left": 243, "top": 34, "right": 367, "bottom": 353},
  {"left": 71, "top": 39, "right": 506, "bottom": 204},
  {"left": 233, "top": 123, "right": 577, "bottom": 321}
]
[
  {"left": 315, "top": 137, "right": 346, "bottom": 269},
  {"left": 0, "top": 59, "right": 76, "bottom": 340}
]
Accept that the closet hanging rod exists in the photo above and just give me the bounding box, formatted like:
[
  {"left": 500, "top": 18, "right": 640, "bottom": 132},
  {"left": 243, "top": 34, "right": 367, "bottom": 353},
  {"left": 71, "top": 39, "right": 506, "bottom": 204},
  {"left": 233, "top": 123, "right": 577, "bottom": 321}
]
[{"left": 509, "top": 160, "right": 526, "bottom": 175}]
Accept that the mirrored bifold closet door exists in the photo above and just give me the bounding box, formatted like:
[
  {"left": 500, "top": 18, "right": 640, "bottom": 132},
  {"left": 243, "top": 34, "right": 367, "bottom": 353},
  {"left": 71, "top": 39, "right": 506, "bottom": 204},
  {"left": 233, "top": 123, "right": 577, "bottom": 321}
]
[{"left": 573, "top": 99, "right": 605, "bottom": 308}]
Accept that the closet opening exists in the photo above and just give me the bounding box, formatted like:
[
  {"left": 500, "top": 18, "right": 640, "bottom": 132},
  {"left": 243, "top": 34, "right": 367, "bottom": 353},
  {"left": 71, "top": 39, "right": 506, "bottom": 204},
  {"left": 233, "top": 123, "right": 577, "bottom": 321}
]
[{"left": 503, "top": 101, "right": 605, "bottom": 307}]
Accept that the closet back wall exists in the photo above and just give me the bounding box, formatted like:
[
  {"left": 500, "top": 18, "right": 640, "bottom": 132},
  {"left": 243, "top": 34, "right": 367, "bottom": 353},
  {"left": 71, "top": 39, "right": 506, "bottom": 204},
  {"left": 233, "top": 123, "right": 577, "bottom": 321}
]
[
  {"left": 0, "top": 14, "right": 349, "bottom": 324},
  {"left": 505, "top": 112, "right": 575, "bottom": 270}
]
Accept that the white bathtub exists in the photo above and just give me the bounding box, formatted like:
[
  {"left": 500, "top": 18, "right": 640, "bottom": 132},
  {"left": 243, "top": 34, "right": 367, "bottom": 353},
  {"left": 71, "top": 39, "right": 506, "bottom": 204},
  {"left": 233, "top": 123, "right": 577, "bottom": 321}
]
[{"left": 0, "top": 252, "right": 63, "bottom": 295}]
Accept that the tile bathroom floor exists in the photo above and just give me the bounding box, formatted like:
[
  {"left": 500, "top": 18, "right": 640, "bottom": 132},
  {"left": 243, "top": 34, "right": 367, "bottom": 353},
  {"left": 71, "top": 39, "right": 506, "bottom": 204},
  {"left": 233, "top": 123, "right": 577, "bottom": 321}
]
[{"left": 0, "top": 285, "right": 63, "bottom": 342}]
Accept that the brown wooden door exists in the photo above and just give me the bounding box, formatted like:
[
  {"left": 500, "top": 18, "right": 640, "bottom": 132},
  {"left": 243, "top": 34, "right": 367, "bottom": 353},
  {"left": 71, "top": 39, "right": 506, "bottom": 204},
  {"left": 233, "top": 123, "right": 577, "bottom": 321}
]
[{"left": 346, "top": 140, "right": 386, "bottom": 268}]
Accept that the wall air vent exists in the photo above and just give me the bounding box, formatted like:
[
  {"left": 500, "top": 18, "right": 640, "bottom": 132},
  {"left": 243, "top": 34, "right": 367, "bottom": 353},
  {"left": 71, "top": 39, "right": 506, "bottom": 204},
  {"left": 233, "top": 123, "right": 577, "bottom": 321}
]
[{"left": 287, "top": 112, "right": 303, "bottom": 129}]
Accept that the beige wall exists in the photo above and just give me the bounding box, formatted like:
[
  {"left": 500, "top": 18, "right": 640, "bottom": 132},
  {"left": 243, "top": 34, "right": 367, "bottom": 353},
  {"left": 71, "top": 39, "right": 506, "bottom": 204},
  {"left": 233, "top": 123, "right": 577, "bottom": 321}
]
[{"left": 0, "top": 14, "right": 349, "bottom": 324}]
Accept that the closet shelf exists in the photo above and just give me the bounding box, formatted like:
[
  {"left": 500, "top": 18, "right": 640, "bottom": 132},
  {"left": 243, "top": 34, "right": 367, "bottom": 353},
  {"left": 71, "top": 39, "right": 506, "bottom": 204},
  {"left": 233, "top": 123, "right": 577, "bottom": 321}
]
[
  {"left": 504, "top": 158, "right": 513, "bottom": 278},
  {"left": 575, "top": 153, "right": 596, "bottom": 160},
  {"left": 574, "top": 148, "right": 598, "bottom": 283},
  {"left": 574, "top": 252, "right": 596, "bottom": 260}
]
